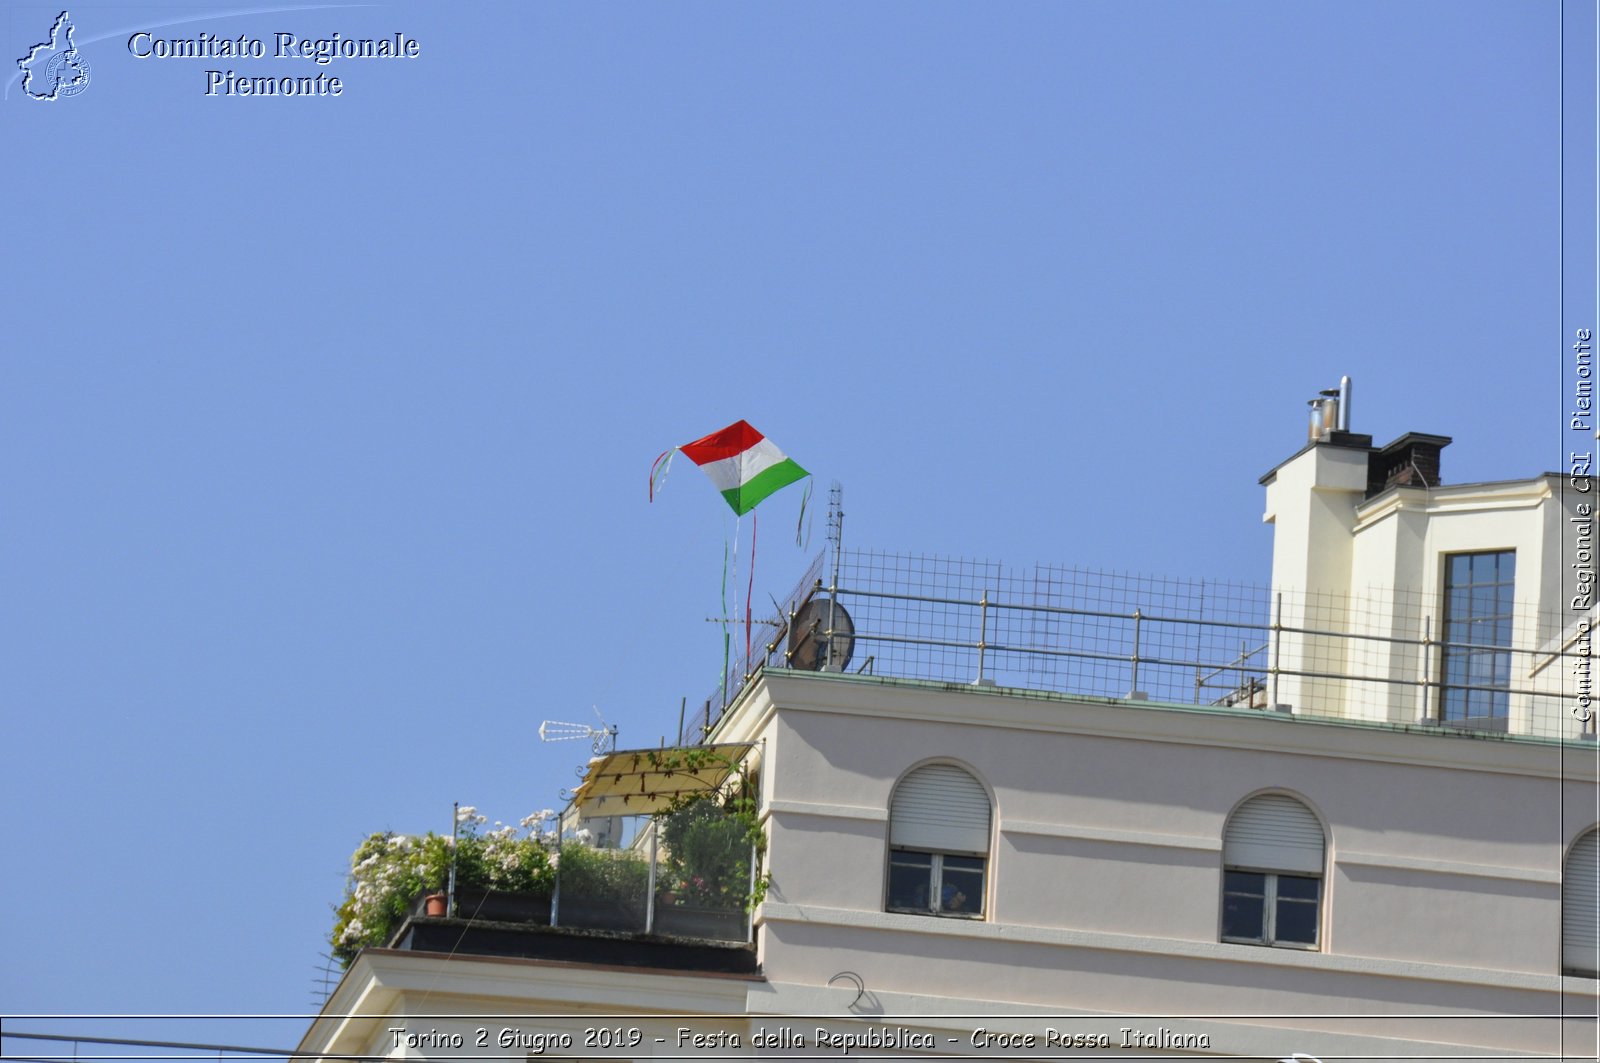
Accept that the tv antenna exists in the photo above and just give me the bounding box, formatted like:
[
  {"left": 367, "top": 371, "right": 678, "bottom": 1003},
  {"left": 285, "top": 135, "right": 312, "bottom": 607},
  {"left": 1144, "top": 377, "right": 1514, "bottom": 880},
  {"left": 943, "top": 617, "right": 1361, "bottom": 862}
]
[
  {"left": 310, "top": 951, "right": 340, "bottom": 1008},
  {"left": 538, "top": 706, "right": 618, "bottom": 755}
]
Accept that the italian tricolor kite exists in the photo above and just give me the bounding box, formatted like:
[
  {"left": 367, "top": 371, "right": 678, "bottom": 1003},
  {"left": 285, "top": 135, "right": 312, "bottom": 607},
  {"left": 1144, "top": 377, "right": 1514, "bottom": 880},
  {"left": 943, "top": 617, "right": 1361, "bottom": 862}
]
[
  {"left": 674, "top": 420, "right": 809, "bottom": 515},
  {"left": 650, "top": 419, "right": 812, "bottom": 689}
]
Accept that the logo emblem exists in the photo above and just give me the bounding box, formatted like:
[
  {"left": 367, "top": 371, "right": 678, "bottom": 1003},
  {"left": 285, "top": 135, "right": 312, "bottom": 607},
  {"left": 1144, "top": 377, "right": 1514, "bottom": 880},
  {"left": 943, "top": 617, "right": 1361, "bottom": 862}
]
[{"left": 18, "top": 11, "right": 91, "bottom": 101}]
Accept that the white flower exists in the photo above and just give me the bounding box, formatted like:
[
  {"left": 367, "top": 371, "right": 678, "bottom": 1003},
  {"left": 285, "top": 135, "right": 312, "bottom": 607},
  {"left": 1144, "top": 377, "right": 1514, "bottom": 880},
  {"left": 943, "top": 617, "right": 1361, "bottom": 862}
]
[
  {"left": 456, "top": 806, "right": 478, "bottom": 823},
  {"left": 575, "top": 827, "right": 593, "bottom": 844}
]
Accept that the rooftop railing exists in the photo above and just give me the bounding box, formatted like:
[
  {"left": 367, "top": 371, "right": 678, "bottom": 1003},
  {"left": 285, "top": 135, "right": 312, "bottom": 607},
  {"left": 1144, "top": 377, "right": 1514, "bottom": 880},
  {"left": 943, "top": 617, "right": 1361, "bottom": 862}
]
[{"left": 686, "top": 549, "right": 1598, "bottom": 744}]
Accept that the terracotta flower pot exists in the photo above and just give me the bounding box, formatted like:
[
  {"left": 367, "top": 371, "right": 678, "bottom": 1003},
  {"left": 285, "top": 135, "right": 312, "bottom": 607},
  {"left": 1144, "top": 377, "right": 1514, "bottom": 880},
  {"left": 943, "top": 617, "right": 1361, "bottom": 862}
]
[{"left": 424, "top": 892, "right": 448, "bottom": 917}]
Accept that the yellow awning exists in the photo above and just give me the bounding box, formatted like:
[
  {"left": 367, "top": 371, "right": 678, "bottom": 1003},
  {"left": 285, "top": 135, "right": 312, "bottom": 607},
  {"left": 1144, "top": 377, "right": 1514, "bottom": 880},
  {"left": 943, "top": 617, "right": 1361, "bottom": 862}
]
[{"left": 569, "top": 743, "right": 755, "bottom": 817}]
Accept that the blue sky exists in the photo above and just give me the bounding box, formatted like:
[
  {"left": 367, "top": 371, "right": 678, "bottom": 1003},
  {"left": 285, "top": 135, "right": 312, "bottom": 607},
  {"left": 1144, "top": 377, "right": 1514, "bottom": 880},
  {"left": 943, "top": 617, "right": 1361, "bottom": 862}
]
[{"left": 2, "top": 0, "right": 1595, "bottom": 1051}]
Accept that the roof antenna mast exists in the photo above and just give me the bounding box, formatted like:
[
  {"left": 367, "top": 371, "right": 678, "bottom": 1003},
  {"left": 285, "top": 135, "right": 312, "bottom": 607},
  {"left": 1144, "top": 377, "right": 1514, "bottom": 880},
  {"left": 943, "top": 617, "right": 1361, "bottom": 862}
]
[
  {"left": 827, "top": 480, "right": 845, "bottom": 564},
  {"left": 826, "top": 482, "right": 844, "bottom": 671}
]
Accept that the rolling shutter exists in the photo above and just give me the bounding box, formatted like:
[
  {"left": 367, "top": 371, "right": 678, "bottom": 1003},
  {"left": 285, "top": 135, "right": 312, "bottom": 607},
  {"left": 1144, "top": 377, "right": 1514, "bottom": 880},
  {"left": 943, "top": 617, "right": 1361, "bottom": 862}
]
[
  {"left": 1564, "top": 830, "right": 1599, "bottom": 974},
  {"left": 1224, "top": 794, "right": 1324, "bottom": 875},
  {"left": 890, "top": 764, "right": 991, "bottom": 854}
]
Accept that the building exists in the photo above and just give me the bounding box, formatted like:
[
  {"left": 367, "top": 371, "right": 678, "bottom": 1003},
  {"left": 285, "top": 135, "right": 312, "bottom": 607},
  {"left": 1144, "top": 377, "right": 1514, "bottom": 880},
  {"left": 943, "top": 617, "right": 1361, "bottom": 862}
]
[{"left": 299, "top": 390, "right": 1600, "bottom": 1061}]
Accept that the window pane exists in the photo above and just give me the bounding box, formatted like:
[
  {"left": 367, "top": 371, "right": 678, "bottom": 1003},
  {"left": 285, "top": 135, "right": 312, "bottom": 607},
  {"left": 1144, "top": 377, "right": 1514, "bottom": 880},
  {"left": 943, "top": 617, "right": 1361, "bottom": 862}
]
[
  {"left": 887, "top": 853, "right": 932, "bottom": 910},
  {"left": 1275, "top": 875, "right": 1319, "bottom": 901},
  {"left": 942, "top": 854, "right": 984, "bottom": 872},
  {"left": 1275, "top": 897, "right": 1318, "bottom": 944},
  {"left": 1222, "top": 894, "right": 1264, "bottom": 940},
  {"left": 891, "top": 850, "right": 931, "bottom": 868},
  {"left": 1224, "top": 870, "right": 1265, "bottom": 896},
  {"left": 1441, "top": 551, "right": 1515, "bottom": 721},
  {"left": 940, "top": 866, "right": 983, "bottom": 914}
]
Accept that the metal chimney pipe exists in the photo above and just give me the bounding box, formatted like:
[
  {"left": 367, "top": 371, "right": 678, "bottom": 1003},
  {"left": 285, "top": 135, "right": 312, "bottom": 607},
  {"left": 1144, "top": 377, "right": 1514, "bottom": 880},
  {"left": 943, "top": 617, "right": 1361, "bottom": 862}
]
[
  {"left": 1317, "top": 388, "right": 1340, "bottom": 439},
  {"left": 1338, "top": 376, "right": 1352, "bottom": 431}
]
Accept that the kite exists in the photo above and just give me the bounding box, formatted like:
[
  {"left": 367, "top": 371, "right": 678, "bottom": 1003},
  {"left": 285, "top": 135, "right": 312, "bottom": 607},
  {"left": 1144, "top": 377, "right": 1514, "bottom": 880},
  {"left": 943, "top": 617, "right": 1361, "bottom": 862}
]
[
  {"left": 650, "top": 419, "right": 814, "bottom": 692},
  {"left": 675, "top": 420, "right": 808, "bottom": 515}
]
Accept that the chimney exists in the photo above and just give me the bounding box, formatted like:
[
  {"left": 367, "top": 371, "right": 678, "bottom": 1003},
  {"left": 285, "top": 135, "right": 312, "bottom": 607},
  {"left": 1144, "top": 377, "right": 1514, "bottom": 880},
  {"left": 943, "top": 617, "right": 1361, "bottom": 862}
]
[
  {"left": 1304, "top": 376, "right": 1370, "bottom": 449},
  {"left": 1365, "top": 432, "right": 1452, "bottom": 497}
]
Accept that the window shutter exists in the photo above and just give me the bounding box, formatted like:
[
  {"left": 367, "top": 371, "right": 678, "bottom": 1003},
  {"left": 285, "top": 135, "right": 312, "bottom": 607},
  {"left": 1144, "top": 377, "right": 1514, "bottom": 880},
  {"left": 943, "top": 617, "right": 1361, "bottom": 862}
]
[
  {"left": 890, "top": 764, "right": 990, "bottom": 853},
  {"left": 1224, "top": 794, "right": 1324, "bottom": 875},
  {"left": 1564, "top": 830, "right": 1599, "bottom": 974}
]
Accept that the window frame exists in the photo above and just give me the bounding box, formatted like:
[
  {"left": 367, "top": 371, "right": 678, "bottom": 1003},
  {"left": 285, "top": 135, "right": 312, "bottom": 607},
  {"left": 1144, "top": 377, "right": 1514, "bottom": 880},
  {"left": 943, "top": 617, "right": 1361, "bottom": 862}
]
[
  {"left": 1439, "top": 549, "right": 1516, "bottom": 727},
  {"left": 1220, "top": 792, "right": 1326, "bottom": 952},
  {"left": 884, "top": 761, "right": 992, "bottom": 921},
  {"left": 885, "top": 847, "right": 986, "bottom": 918},
  {"left": 1220, "top": 868, "right": 1321, "bottom": 950},
  {"left": 1563, "top": 828, "right": 1600, "bottom": 978}
]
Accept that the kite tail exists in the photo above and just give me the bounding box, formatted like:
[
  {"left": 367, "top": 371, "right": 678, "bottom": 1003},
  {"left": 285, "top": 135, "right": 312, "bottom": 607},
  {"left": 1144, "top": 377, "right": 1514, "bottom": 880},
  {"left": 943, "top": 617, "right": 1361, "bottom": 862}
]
[
  {"left": 726, "top": 515, "right": 739, "bottom": 705},
  {"left": 746, "top": 511, "right": 758, "bottom": 665},
  {"left": 648, "top": 449, "right": 674, "bottom": 502},
  {"left": 720, "top": 538, "right": 731, "bottom": 710},
  {"left": 795, "top": 478, "right": 814, "bottom": 548}
]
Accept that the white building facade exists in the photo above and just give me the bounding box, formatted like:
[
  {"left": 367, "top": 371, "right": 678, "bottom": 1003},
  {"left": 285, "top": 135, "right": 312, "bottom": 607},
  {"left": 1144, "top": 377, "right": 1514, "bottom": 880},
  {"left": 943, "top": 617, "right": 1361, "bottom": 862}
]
[{"left": 301, "top": 416, "right": 1600, "bottom": 1062}]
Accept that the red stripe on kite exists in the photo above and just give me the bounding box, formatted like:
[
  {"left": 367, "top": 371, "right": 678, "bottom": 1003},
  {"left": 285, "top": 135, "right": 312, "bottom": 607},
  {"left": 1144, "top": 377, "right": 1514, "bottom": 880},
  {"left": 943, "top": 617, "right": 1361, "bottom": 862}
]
[{"left": 678, "top": 420, "right": 764, "bottom": 465}]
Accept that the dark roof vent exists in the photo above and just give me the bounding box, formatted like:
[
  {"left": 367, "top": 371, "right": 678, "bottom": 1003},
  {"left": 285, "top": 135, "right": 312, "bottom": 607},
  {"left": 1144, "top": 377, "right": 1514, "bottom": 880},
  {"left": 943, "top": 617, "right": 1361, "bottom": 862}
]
[{"left": 1366, "top": 432, "right": 1452, "bottom": 497}]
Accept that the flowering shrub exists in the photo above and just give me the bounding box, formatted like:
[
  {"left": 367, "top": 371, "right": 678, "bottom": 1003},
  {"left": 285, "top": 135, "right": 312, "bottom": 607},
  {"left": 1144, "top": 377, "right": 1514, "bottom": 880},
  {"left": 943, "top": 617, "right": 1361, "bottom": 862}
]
[
  {"left": 645, "top": 749, "right": 768, "bottom": 912},
  {"left": 330, "top": 806, "right": 557, "bottom": 966},
  {"left": 660, "top": 797, "right": 754, "bottom": 910}
]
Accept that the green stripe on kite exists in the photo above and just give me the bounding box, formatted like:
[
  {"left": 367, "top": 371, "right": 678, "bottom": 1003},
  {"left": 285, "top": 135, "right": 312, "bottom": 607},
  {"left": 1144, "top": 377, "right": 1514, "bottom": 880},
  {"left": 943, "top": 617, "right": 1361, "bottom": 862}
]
[{"left": 718, "top": 457, "right": 808, "bottom": 515}]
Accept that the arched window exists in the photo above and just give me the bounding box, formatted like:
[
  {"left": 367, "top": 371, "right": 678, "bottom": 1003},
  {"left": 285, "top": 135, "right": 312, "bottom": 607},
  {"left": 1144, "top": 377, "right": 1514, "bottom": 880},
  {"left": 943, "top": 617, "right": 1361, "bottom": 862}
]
[
  {"left": 1221, "top": 793, "right": 1324, "bottom": 949},
  {"left": 885, "top": 763, "right": 990, "bottom": 918},
  {"left": 1564, "top": 829, "right": 1599, "bottom": 977}
]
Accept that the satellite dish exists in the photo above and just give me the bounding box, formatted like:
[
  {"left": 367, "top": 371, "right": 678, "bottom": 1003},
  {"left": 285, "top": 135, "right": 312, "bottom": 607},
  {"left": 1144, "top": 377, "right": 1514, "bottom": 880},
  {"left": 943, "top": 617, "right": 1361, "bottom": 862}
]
[{"left": 788, "top": 596, "right": 854, "bottom": 671}]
